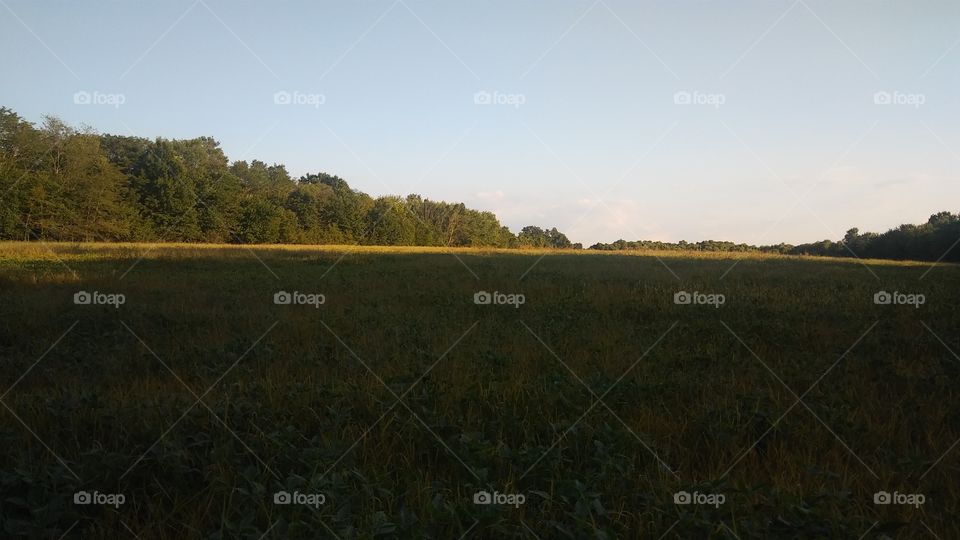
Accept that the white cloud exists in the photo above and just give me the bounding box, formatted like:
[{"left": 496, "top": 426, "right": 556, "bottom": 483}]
[{"left": 475, "top": 190, "right": 505, "bottom": 201}]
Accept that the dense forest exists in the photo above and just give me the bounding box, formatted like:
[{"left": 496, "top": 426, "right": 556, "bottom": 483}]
[
  {"left": 590, "top": 213, "right": 960, "bottom": 262},
  {"left": 0, "top": 107, "right": 574, "bottom": 248}
]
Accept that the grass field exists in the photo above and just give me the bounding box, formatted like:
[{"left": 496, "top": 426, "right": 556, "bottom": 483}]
[{"left": 0, "top": 242, "right": 958, "bottom": 539}]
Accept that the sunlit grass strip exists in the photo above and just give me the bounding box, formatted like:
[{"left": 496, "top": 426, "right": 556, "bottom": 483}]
[{"left": 0, "top": 241, "right": 943, "bottom": 267}]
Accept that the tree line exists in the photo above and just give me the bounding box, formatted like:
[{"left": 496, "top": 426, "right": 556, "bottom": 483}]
[
  {"left": 590, "top": 239, "right": 791, "bottom": 253},
  {"left": 792, "top": 214, "right": 960, "bottom": 262},
  {"left": 589, "top": 213, "right": 960, "bottom": 262},
  {"left": 0, "top": 107, "right": 574, "bottom": 248},
  {"left": 2, "top": 107, "right": 954, "bottom": 261}
]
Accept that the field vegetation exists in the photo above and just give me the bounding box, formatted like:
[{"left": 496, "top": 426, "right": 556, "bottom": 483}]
[{"left": 1, "top": 243, "right": 957, "bottom": 538}]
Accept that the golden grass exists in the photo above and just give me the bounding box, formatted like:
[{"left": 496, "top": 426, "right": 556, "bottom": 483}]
[{"left": 0, "top": 240, "right": 945, "bottom": 267}]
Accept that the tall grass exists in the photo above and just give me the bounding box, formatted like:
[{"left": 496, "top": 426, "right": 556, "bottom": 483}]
[{"left": 0, "top": 243, "right": 956, "bottom": 538}]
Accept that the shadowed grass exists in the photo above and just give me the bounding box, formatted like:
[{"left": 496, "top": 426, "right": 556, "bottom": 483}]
[{"left": 0, "top": 243, "right": 957, "bottom": 539}]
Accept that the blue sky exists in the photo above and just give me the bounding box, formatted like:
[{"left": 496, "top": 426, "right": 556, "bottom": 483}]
[{"left": 2, "top": 0, "right": 958, "bottom": 245}]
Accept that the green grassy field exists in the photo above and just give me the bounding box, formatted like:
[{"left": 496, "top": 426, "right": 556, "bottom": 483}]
[{"left": 0, "top": 242, "right": 957, "bottom": 539}]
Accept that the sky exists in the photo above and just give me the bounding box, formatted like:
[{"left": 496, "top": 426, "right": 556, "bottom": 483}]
[{"left": 1, "top": 0, "right": 958, "bottom": 246}]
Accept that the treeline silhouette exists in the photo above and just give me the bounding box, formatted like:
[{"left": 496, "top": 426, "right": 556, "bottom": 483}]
[
  {"left": 590, "top": 239, "right": 791, "bottom": 253},
  {"left": 0, "top": 107, "right": 574, "bottom": 248},
  {"left": 590, "top": 213, "right": 960, "bottom": 262}
]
